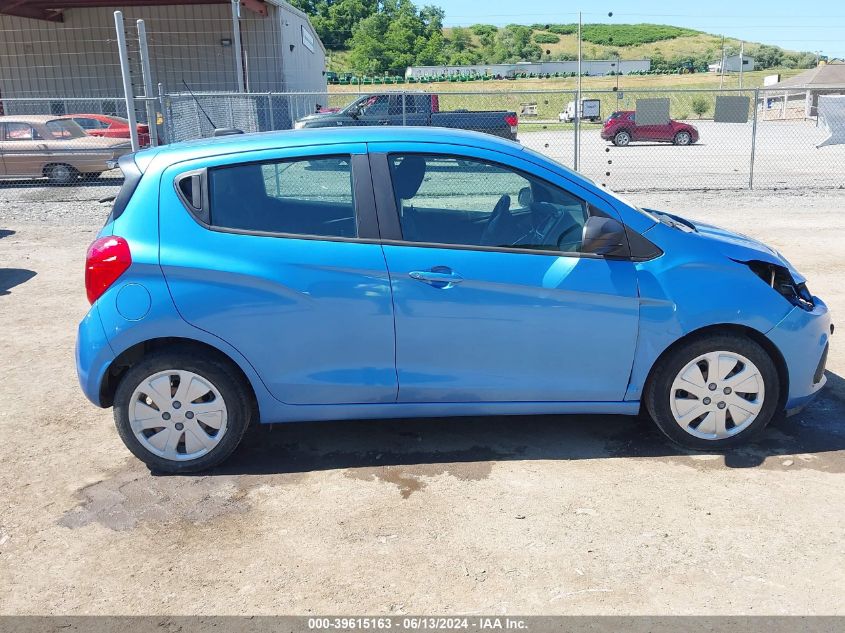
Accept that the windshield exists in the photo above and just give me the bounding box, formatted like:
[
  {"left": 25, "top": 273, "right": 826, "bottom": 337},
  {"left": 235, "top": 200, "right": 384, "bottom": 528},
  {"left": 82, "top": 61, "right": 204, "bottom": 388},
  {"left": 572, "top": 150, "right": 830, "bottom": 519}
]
[
  {"left": 46, "top": 119, "right": 87, "bottom": 139},
  {"left": 519, "top": 144, "right": 658, "bottom": 222},
  {"left": 341, "top": 95, "right": 371, "bottom": 114}
]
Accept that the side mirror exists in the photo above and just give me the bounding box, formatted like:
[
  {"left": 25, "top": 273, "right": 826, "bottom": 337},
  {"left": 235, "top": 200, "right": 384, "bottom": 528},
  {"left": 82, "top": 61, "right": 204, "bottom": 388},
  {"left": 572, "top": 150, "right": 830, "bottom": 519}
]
[
  {"left": 581, "top": 216, "right": 629, "bottom": 258},
  {"left": 517, "top": 186, "right": 533, "bottom": 207}
]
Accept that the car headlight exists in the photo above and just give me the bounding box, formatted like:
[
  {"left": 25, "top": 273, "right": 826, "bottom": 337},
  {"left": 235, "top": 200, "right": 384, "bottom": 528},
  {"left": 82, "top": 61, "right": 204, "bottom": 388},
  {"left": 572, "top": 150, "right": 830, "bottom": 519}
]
[{"left": 745, "top": 260, "right": 815, "bottom": 311}]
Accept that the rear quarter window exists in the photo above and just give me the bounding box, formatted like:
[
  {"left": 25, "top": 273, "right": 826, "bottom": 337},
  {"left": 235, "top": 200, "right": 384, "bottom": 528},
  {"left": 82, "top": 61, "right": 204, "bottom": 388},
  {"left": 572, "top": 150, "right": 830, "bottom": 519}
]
[{"left": 207, "top": 156, "right": 357, "bottom": 238}]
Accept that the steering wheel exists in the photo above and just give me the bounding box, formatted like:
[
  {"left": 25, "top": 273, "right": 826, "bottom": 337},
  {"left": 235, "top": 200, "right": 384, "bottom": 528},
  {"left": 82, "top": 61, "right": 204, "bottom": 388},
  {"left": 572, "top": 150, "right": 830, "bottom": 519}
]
[
  {"left": 480, "top": 195, "right": 511, "bottom": 246},
  {"left": 557, "top": 223, "right": 583, "bottom": 253}
]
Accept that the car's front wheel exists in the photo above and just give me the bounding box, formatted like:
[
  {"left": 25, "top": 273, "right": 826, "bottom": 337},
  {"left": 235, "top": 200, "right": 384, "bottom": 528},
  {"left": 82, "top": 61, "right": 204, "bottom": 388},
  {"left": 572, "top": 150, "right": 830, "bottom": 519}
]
[
  {"left": 113, "top": 352, "right": 252, "bottom": 473},
  {"left": 613, "top": 131, "right": 631, "bottom": 146},
  {"left": 645, "top": 333, "right": 780, "bottom": 449},
  {"left": 673, "top": 130, "right": 692, "bottom": 145}
]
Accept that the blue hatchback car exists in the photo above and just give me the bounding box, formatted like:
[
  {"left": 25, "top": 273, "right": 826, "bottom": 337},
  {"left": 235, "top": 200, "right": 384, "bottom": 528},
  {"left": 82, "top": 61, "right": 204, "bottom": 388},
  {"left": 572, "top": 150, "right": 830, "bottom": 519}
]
[{"left": 77, "top": 127, "right": 832, "bottom": 472}]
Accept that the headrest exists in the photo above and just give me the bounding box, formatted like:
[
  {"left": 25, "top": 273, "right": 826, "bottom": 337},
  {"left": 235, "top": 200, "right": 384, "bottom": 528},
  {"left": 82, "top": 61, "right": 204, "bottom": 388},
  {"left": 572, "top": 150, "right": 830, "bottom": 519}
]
[{"left": 392, "top": 155, "right": 426, "bottom": 200}]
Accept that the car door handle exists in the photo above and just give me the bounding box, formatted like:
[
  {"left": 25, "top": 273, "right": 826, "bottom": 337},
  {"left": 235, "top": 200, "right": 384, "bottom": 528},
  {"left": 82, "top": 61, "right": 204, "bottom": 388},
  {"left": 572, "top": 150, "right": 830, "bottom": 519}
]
[{"left": 409, "top": 269, "right": 464, "bottom": 289}]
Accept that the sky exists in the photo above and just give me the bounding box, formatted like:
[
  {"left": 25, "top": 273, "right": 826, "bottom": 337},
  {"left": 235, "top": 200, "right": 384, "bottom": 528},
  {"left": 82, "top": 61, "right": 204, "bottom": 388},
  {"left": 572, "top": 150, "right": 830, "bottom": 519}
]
[{"left": 436, "top": 0, "right": 845, "bottom": 58}]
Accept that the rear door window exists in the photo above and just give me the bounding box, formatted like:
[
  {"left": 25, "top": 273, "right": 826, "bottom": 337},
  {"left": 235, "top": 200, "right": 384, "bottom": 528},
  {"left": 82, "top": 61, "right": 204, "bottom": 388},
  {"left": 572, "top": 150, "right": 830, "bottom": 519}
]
[
  {"left": 207, "top": 156, "right": 357, "bottom": 238},
  {"left": 2, "top": 123, "right": 37, "bottom": 140}
]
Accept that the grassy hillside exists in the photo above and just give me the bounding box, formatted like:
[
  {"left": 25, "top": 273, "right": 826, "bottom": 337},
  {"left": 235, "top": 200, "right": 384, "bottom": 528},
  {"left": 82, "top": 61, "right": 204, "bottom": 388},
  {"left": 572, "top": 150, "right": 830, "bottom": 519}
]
[
  {"left": 440, "top": 23, "right": 793, "bottom": 66},
  {"left": 328, "top": 24, "right": 812, "bottom": 72}
]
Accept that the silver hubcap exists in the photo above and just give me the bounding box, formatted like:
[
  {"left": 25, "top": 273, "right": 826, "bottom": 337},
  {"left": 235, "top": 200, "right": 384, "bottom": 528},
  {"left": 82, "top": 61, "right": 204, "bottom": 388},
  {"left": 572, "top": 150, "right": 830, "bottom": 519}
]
[
  {"left": 670, "top": 351, "right": 765, "bottom": 440},
  {"left": 616, "top": 133, "right": 630, "bottom": 145},
  {"left": 52, "top": 165, "right": 71, "bottom": 180},
  {"left": 129, "top": 370, "right": 228, "bottom": 461},
  {"left": 676, "top": 132, "right": 690, "bottom": 145}
]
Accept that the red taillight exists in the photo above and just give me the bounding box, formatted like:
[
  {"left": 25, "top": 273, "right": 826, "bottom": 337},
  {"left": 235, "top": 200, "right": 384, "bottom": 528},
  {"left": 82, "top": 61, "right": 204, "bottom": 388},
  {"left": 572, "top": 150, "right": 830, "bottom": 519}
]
[
  {"left": 85, "top": 236, "right": 131, "bottom": 304},
  {"left": 505, "top": 114, "right": 518, "bottom": 128}
]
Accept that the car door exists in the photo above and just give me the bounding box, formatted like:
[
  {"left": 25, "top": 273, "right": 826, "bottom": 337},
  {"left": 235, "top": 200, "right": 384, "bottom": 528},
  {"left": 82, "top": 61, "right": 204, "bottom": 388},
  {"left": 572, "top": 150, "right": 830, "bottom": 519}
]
[
  {"left": 369, "top": 145, "right": 640, "bottom": 403},
  {"left": 0, "top": 122, "right": 46, "bottom": 176},
  {"left": 355, "top": 95, "right": 392, "bottom": 126},
  {"left": 631, "top": 112, "right": 670, "bottom": 142},
  {"left": 158, "top": 143, "right": 397, "bottom": 405}
]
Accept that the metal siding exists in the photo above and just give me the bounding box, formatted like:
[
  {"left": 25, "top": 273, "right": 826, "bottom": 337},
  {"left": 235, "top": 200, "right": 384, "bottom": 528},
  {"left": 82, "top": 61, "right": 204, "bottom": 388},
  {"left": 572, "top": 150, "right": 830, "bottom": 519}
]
[{"left": 0, "top": 3, "right": 325, "bottom": 99}]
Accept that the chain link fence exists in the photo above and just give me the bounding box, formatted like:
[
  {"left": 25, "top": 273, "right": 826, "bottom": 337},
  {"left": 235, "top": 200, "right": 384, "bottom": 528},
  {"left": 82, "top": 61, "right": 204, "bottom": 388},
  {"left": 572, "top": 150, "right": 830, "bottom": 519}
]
[
  {"left": 1, "top": 88, "right": 844, "bottom": 189},
  {"left": 158, "top": 87, "right": 845, "bottom": 192}
]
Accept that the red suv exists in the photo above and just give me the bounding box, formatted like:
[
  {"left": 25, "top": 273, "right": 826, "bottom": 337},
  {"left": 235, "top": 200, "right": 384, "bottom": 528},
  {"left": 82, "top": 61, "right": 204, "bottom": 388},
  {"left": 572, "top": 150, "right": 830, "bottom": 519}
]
[{"left": 601, "top": 110, "right": 699, "bottom": 146}]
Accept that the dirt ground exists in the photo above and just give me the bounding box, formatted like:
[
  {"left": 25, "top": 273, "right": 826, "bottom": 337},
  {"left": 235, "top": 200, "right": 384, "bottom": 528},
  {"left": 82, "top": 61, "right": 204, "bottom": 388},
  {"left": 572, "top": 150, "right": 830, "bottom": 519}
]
[{"left": 1, "top": 183, "right": 844, "bottom": 615}]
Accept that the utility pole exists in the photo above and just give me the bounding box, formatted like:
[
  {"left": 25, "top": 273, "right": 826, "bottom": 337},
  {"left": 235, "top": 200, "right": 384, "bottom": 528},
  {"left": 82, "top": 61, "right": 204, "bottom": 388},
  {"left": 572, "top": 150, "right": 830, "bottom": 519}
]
[
  {"left": 574, "top": 10, "right": 581, "bottom": 171},
  {"left": 719, "top": 35, "right": 726, "bottom": 90},
  {"left": 739, "top": 40, "right": 745, "bottom": 89}
]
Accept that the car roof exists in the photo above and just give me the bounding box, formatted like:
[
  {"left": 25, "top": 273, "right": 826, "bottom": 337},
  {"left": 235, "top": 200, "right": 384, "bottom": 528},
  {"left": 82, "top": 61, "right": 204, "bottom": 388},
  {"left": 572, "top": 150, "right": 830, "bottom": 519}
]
[
  {"left": 141, "top": 127, "right": 527, "bottom": 167},
  {"left": 0, "top": 114, "right": 66, "bottom": 124},
  {"left": 61, "top": 113, "right": 113, "bottom": 120}
]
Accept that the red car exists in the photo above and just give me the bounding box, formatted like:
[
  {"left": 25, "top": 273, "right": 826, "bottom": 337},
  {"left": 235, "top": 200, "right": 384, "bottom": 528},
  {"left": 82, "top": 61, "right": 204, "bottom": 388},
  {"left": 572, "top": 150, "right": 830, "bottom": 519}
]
[
  {"left": 60, "top": 114, "right": 152, "bottom": 147},
  {"left": 601, "top": 110, "right": 699, "bottom": 146}
]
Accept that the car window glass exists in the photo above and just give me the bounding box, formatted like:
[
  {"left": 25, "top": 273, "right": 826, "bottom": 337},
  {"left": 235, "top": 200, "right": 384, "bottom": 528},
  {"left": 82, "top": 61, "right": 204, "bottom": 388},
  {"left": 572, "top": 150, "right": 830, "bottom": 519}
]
[
  {"left": 207, "top": 156, "right": 357, "bottom": 238},
  {"left": 3, "top": 123, "right": 36, "bottom": 140},
  {"left": 361, "top": 95, "right": 389, "bottom": 115},
  {"left": 74, "top": 118, "right": 101, "bottom": 130},
  {"left": 45, "top": 119, "right": 86, "bottom": 139},
  {"left": 388, "top": 154, "right": 589, "bottom": 253}
]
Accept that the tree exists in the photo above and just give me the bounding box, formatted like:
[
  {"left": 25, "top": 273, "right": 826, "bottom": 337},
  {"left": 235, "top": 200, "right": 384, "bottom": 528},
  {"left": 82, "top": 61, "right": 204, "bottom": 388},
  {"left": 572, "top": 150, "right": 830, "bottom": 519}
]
[
  {"left": 449, "top": 26, "right": 472, "bottom": 52},
  {"left": 691, "top": 96, "right": 708, "bottom": 118},
  {"left": 288, "top": 0, "right": 377, "bottom": 49},
  {"left": 346, "top": 0, "right": 453, "bottom": 74}
]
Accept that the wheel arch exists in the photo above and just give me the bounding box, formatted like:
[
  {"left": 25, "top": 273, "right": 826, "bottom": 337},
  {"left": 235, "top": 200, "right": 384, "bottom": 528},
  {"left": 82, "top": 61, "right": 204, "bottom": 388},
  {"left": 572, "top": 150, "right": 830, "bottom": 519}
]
[
  {"left": 641, "top": 323, "right": 789, "bottom": 412},
  {"left": 42, "top": 162, "right": 76, "bottom": 175},
  {"left": 99, "top": 337, "right": 259, "bottom": 419}
]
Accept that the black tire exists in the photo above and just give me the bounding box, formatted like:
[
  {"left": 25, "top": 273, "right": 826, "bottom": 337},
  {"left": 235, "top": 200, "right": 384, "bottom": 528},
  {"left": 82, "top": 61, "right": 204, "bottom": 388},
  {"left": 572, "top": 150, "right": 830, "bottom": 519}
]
[
  {"left": 113, "top": 351, "right": 252, "bottom": 473},
  {"left": 673, "top": 131, "right": 692, "bottom": 146},
  {"left": 613, "top": 131, "right": 631, "bottom": 146},
  {"left": 644, "top": 333, "right": 780, "bottom": 450},
  {"left": 45, "top": 163, "right": 79, "bottom": 185}
]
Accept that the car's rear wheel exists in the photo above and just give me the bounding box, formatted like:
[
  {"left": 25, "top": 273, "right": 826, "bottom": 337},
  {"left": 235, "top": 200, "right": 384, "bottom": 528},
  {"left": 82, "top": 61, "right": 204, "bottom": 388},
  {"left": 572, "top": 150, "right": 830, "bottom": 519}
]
[
  {"left": 644, "top": 333, "right": 780, "bottom": 449},
  {"left": 673, "top": 131, "right": 692, "bottom": 146},
  {"left": 113, "top": 352, "right": 252, "bottom": 473},
  {"left": 45, "top": 163, "right": 79, "bottom": 185},
  {"left": 613, "top": 131, "right": 631, "bottom": 146}
]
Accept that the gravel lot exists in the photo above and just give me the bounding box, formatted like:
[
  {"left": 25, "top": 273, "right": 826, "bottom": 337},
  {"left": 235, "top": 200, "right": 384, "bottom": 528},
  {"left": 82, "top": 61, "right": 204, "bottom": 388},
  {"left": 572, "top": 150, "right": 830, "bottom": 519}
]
[{"left": 1, "top": 181, "right": 844, "bottom": 615}]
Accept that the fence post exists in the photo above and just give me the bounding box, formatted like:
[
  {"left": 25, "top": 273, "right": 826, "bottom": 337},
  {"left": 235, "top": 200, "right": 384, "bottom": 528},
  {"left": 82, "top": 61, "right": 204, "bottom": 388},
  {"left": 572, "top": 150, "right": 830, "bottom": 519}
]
[
  {"left": 113, "top": 11, "right": 140, "bottom": 152},
  {"left": 136, "top": 19, "right": 158, "bottom": 148},
  {"left": 402, "top": 91, "right": 407, "bottom": 126},
  {"left": 749, "top": 87, "right": 759, "bottom": 190},
  {"left": 268, "top": 94, "right": 275, "bottom": 131},
  {"left": 157, "top": 82, "right": 168, "bottom": 144},
  {"left": 231, "top": 0, "right": 245, "bottom": 93}
]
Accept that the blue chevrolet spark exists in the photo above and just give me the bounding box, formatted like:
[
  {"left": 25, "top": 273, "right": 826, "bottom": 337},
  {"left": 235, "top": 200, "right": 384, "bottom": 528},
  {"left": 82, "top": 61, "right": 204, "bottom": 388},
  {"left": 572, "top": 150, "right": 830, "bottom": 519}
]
[{"left": 77, "top": 127, "right": 832, "bottom": 472}]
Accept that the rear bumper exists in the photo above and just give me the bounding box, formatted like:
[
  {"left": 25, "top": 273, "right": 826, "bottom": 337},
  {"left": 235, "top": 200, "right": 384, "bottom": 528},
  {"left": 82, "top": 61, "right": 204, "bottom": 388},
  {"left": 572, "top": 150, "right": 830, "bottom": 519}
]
[
  {"left": 76, "top": 305, "right": 115, "bottom": 407},
  {"left": 766, "top": 297, "right": 832, "bottom": 414}
]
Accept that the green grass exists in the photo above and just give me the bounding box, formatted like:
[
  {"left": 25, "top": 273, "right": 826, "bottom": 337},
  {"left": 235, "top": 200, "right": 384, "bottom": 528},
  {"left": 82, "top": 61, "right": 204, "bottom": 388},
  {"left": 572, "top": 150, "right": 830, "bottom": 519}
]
[{"left": 328, "top": 69, "right": 806, "bottom": 122}]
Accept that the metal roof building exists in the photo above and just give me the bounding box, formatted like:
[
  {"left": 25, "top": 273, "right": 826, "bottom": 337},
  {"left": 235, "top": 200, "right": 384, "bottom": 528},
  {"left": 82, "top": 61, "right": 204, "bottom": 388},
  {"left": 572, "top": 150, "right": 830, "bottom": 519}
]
[{"left": 0, "top": 0, "right": 327, "bottom": 99}]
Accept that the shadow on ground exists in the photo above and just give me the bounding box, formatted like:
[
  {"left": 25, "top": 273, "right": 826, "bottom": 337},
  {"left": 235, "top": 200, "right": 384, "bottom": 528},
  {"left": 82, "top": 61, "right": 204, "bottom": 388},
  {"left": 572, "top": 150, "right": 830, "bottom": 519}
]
[
  {"left": 0, "top": 268, "right": 36, "bottom": 296},
  {"left": 0, "top": 177, "right": 123, "bottom": 189},
  {"left": 206, "top": 371, "right": 845, "bottom": 477}
]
